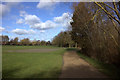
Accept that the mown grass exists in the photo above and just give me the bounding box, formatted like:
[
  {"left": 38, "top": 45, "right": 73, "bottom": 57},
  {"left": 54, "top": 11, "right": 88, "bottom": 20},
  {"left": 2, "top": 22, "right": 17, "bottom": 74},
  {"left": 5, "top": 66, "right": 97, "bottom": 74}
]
[
  {"left": 2, "top": 46, "right": 65, "bottom": 78},
  {"left": 2, "top": 45, "right": 60, "bottom": 51},
  {"left": 76, "top": 49, "right": 120, "bottom": 79}
]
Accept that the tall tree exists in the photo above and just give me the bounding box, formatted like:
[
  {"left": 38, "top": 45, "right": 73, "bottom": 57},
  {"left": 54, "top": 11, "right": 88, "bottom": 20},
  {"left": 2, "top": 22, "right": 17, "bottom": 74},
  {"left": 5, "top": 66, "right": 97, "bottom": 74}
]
[
  {"left": 2, "top": 35, "right": 9, "bottom": 45},
  {"left": 13, "top": 37, "right": 18, "bottom": 45},
  {"left": 20, "top": 38, "right": 30, "bottom": 46},
  {"left": 52, "top": 31, "right": 75, "bottom": 47}
]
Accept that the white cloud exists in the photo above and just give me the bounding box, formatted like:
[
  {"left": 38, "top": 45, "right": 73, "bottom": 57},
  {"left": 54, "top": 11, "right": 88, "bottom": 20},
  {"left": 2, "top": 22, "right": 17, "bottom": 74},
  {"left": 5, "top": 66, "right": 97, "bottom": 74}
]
[
  {"left": 54, "top": 12, "right": 72, "bottom": 23},
  {"left": 24, "top": 15, "right": 40, "bottom": 25},
  {"left": 30, "top": 20, "right": 57, "bottom": 30},
  {"left": 54, "top": 12, "right": 73, "bottom": 28},
  {"left": 16, "top": 18, "right": 24, "bottom": 24},
  {"left": 17, "top": 11, "right": 73, "bottom": 31},
  {"left": 37, "top": 0, "right": 56, "bottom": 9},
  {"left": 63, "top": 19, "right": 73, "bottom": 27},
  {"left": 12, "top": 29, "right": 35, "bottom": 35},
  {"left": 17, "top": 11, "right": 58, "bottom": 30},
  {"left": 0, "top": 26, "right": 5, "bottom": 32}
]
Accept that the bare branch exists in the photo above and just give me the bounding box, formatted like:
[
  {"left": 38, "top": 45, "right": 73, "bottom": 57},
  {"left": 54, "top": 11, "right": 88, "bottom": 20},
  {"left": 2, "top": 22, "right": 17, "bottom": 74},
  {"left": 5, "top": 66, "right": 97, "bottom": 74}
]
[
  {"left": 95, "top": 2, "right": 120, "bottom": 24},
  {"left": 101, "top": 2, "right": 117, "bottom": 11},
  {"left": 113, "top": 2, "right": 120, "bottom": 20},
  {"left": 91, "top": 9, "right": 100, "bottom": 21}
]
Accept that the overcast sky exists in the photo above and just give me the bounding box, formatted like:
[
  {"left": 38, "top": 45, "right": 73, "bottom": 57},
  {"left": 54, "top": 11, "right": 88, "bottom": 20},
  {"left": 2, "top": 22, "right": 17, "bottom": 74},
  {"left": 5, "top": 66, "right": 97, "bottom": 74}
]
[{"left": 1, "top": 1, "right": 73, "bottom": 41}]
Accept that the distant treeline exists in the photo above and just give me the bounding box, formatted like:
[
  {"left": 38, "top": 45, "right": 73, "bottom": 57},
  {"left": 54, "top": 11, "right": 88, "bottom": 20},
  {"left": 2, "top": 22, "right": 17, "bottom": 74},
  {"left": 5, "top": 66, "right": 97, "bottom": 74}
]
[
  {"left": 52, "top": 31, "right": 76, "bottom": 47},
  {"left": 0, "top": 32, "right": 75, "bottom": 47},
  {"left": 0, "top": 35, "right": 51, "bottom": 46}
]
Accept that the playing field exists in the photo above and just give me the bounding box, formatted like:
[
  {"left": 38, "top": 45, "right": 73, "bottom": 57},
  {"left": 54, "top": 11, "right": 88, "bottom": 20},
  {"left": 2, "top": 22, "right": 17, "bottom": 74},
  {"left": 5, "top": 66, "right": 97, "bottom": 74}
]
[{"left": 2, "top": 46, "right": 65, "bottom": 78}]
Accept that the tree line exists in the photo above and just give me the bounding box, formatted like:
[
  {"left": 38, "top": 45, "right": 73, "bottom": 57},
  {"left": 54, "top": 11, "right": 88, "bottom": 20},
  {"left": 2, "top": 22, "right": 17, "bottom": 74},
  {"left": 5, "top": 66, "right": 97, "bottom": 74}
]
[
  {"left": 70, "top": 2, "right": 120, "bottom": 65},
  {"left": 0, "top": 35, "right": 51, "bottom": 46},
  {"left": 0, "top": 32, "right": 75, "bottom": 47},
  {"left": 52, "top": 31, "right": 75, "bottom": 47}
]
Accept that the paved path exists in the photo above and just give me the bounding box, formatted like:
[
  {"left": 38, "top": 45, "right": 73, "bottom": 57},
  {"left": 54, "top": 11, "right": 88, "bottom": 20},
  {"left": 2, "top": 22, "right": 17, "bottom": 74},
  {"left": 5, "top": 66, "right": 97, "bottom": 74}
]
[{"left": 59, "top": 51, "right": 108, "bottom": 78}]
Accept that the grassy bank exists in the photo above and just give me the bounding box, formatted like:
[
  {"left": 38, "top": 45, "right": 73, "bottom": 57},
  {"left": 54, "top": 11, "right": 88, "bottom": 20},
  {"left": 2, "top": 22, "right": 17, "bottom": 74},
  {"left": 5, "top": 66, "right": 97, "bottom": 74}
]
[{"left": 2, "top": 46, "right": 65, "bottom": 78}]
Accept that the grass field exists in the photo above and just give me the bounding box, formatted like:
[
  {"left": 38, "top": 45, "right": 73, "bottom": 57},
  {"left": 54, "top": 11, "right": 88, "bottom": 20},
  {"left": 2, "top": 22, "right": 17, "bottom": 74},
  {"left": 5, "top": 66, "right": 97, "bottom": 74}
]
[
  {"left": 3, "top": 46, "right": 120, "bottom": 79},
  {"left": 2, "top": 45, "right": 60, "bottom": 51},
  {"left": 2, "top": 46, "right": 65, "bottom": 78}
]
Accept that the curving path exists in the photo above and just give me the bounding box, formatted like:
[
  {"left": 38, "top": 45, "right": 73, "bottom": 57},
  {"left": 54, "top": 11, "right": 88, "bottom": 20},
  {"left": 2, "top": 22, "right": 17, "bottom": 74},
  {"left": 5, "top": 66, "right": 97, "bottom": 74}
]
[{"left": 59, "top": 51, "right": 108, "bottom": 78}]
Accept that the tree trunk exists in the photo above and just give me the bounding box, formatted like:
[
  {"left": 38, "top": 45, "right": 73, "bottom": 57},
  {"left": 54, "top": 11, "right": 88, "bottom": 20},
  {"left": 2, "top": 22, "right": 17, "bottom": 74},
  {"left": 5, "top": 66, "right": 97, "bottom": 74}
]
[
  {"left": 69, "top": 44, "right": 71, "bottom": 48},
  {"left": 75, "top": 43, "right": 77, "bottom": 48}
]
